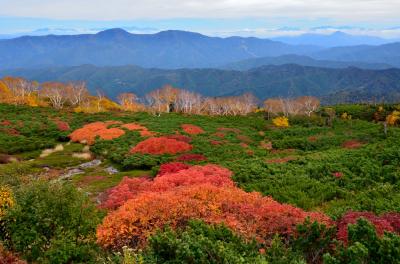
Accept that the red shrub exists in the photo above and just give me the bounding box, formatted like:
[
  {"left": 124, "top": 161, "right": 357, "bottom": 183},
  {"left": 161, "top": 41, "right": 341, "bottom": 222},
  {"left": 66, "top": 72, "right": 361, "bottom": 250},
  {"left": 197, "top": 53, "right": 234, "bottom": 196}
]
[
  {"left": 158, "top": 162, "right": 191, "bottom": 176},
  {"left": 181, "top": 124, "right": 204, "bottom": 135},
  {"left": 260, "top": 141, "right": 273, "bottom": 150},
  {"left": 130, "top": 137, "right": 192, "bottom": 155},
  {"left": 1, "top": 128, "right": 20, "bottom": 136},
  {"left": 382, "top": 213, "right": 400, "bottom": 232},
  {"left": 100, "top": 164, "right": 233, "bottom": 210},
  {"left": 332, "top": 172, "right": 343, "bottom": 178},
  {"left": 55, "top": 120, "right": 70, "bottom": 131},
  {"left": 210, "top": 140, "right": 224, "bottom": 145},
  {"left": 213, "top": 132, "right": 225, "bottom": 138},
  {"left": 97, "top": 184, "right": 331, "bottom": 250},
  {"left": 100, "top": 177, "right": 152, "bottom": 210},
  {"left": 337, "top": 211, "right": 400, "bottom": 244},
  {"left": 240, "top": 143, "right": 249, "bottom": 148},
  {"left": 165, "top": 134, "right": 192, "bottom": 143},
  {"left": 176, "top": 153, "right": 207, "bottom": 162},
  {"left": 308, "top": 136, "right": 318, "bottom": 142},
  {"left": 0, "top": 120, "right": 12, "bottom": 126},
  {"left": 69, "top": 122, "right": 125, "bottom": 145},
  {"left": 0, "top": 245, "right": 26, "bottom": 264},
  {"left": 342, "top": 140, "right": 363, "bottom": 149}
]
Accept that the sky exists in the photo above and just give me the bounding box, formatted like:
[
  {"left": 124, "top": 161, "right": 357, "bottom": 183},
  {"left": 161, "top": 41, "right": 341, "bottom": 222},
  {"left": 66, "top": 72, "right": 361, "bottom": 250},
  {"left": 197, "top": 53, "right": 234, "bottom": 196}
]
[{"left": 1, "top": 0, "right": 400, "bottom": 38}]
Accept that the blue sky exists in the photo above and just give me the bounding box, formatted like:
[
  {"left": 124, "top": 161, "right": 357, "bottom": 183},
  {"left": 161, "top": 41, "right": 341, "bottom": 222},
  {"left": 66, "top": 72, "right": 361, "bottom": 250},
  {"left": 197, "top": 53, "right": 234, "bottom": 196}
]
[{"left": 1, "top": 0, "right": 400, "bottom": 38}]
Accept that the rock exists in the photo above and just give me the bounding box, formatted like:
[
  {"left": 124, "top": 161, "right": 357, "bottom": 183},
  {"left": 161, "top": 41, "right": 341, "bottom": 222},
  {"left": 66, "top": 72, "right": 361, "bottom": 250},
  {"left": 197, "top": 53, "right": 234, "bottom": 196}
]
[
  {"left": 60, "top": 168, "right": 84, "bottom": 180},
  {"left": 54, "top": 144, "right": 64, "bottom": 152},
  {"left": 105, "top": 166, "right": 119, "bottom": 175},
  {"left": 72, "top": 152, "right": 92, "bottom": 160},
  {"left": 79, "top": 159, "right": 101, "bottom": 169},
  {"left": 82, "top": 145, "right": 90, "bottom": 152}
]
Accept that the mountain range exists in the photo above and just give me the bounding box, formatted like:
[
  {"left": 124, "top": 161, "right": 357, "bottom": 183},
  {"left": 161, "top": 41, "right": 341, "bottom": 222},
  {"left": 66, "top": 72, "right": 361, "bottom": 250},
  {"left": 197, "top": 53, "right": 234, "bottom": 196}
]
[
  {"left": 273, "top": 31, "right": 396, "bottom": 47},
  {"left": 0, "top": 28, "right": 319, "bottom": 70},
  {"left": 2, "top": 64, "right": 400, "bottom": 104},
  {"left": 1, "top": 28, "right": 400, "bottom": 104},
  {"left": 1, "top": 28, "right": 400, "bottom": 70}
]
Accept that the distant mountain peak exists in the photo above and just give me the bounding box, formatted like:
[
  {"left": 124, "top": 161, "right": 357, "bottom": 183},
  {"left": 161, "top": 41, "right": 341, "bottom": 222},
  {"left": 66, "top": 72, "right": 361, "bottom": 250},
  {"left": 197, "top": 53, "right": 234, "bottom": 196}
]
[
  {"left": 96, "top": 28, "right": 131, "bottom": 37},
  {"left": 154, "top": 30, "right": 206, "bottom": 39}
]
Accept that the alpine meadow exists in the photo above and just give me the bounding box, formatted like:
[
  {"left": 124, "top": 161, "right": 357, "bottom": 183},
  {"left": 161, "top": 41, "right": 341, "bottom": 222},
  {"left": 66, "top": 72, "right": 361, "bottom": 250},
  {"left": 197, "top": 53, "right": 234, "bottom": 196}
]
[{"left": 1, "top": 1, "right": 400, "bottom": 263}]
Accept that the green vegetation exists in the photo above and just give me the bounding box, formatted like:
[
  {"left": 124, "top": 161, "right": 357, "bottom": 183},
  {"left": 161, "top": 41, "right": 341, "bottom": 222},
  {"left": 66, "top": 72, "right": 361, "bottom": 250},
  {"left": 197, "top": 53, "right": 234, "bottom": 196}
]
[{"left": 1, "top": 103, "right": 400, "bottom": 263}]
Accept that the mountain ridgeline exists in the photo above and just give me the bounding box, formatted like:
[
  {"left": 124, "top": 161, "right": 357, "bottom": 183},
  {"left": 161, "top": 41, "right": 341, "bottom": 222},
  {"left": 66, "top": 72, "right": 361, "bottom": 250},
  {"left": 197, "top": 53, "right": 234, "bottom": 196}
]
[
  {"left": 0, "top": 28, "right": 319, "bottom": 70},
  {"left": 1, "top": 28, "right": 400, "bottom": 104},
  {"left": 2, "top": 64, "right": 400, "bottom": 104},
  {"left": 1, "top": 28, "right": 400, "bottom": 70}
]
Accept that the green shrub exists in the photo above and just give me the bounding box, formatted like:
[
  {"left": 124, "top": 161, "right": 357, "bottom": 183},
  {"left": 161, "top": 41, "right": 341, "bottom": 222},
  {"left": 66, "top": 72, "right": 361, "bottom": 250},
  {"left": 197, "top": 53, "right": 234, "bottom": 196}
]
[
  {"left": 323, "top": 218, "right": 400, "bottom": 264},
  {"left": 1, "top": 181, "right": 102, "bottom": 263},
  {"left": 144, "top": 220, "right": 267, "bottom": 264}
]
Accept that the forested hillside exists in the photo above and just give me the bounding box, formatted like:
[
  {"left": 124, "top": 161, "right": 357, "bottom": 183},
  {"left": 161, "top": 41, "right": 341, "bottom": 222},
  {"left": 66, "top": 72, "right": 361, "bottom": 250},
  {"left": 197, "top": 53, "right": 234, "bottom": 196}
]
[{"left": 2, "top": 64, "right": 400, "bottom": 103}]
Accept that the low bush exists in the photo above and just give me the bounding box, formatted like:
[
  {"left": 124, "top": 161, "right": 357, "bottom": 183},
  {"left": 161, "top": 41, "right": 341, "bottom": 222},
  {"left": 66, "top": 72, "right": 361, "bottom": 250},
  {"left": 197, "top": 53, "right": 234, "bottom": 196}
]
[
  {"left": 144, "top": 220, "right": 267, "bottom": 263},
  {"left": 1, "top": 182, "right": 102, "bottom": 263},
  {"left": 130, "top": 137, "right": 193, "bottom": 155},
  {"left": 97, "top": 184, "right": 331, "bottom": 250}
]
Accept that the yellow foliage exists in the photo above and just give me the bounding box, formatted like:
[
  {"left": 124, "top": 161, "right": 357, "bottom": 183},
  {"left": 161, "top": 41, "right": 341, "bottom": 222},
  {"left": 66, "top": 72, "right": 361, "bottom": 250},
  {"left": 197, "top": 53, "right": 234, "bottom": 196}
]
[
  {"left": 272, "top": 116, "right": 289, "bottom": 127},
  {"left": 341, "top": 112, "right": 352, "bottom": 120},
  {"left": 26, "top": 94, "right": 39, "bottom": 107},
  {"left": 387, "top": 111, "right": 400, "bottom": 126},
  {"left": 0, "top": 186, "right": 14, "bottom": 218}
]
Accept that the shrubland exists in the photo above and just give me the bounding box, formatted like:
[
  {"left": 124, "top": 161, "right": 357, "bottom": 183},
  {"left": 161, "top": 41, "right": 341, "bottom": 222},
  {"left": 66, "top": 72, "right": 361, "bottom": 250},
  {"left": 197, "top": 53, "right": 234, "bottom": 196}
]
[{"left": 0, "top": 100, "right": 400, "bottom": 263}]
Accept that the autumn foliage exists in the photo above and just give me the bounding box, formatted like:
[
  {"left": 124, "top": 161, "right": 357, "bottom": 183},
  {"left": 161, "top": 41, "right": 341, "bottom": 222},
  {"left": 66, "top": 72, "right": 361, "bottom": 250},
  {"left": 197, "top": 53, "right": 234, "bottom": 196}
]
[
  {"left": 100, "top": 164, "right": 233, "bottom": 210},
  {"left": 272, "top": 116, "right": 290, "bottom": 127},
  {"left": 54, "top": 120, "right": 70, "bottom": 131},
  {"left": 97, "top": 184, "right": 331, "bottom": 250},
  {"left": 176, "top": 153, "right": 207, "bottom": 162},
  {"left": 157, "top": 162, "right": 191, "bottom": 176},
  {"left": 130, "top": 136, "right": 193, "bottom": 155},
  {"left": 0, "top": 186, "right": 14, "bottom": 219},
  {"left": 69, "top": 122, "right": 125, "bottom": 145},
  {"left": 337, "top": 211, "right": 400, "bottom": 244},
  {"left": 181, "top": 124, "right": 204, "bottom": 135},
  {"left": 121, "top": 123, "right": 155, "bottom": 137}
]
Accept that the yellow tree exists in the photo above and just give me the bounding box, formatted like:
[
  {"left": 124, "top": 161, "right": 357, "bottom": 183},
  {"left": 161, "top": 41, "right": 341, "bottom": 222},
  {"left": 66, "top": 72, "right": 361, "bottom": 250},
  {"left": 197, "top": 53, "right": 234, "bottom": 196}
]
[
  {"left": 1, "top": 76, "right": 39, "bottom": 105},
  {"left": 117, "top": 92, "right": 144, "bottom": 112}
]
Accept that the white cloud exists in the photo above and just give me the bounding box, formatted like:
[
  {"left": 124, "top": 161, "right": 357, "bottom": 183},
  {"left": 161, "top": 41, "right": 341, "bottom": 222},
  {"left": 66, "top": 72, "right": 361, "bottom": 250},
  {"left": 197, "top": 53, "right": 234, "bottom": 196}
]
[{"left": 0, "top": 0, "right": 399, "bottom": 22}]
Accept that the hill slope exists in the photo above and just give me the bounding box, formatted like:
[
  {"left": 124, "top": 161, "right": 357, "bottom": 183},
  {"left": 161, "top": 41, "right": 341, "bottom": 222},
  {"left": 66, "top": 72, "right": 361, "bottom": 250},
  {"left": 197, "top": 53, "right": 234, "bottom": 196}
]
[{"left": 2, "top": 64, "right": 400, "bottom": 103}]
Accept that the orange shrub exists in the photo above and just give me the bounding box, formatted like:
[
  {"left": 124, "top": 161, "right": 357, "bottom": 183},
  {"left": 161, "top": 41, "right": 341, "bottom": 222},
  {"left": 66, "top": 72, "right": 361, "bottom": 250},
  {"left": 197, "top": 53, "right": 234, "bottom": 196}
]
[
  {"left": 69, "top": 122, "right": 125, "bottom": 145},
  {"left": 121, "top": 123, "right": 155, "bottom": 137},
  {"left": 97, "top": 184, "right": 331, "bottom": 250},
  {"left": 181, "top": 124, "right": 204, "bottom": 135},
  {"left": 130, "top": 136, "right": 192, "bottom": 155}
]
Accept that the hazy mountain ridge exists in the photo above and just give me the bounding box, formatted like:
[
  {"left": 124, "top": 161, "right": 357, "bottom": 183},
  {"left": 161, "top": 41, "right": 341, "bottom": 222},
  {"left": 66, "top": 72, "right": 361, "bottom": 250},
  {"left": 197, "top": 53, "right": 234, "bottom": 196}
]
[
  {"left": 273, "top": 31, "right": 395, "bottom": 47},
  {"left": 220, "top": 54, "right": 395, "bottom": 71},
  {"left": 312, "top": 42, "right": 400, "bottom": 67},
  {"left": 0, "top": 28, "right": 320, "bottom": 70},
  {"left": 2, "top": 64, "right": 400, "bottom": 104}
]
